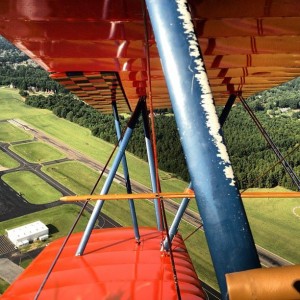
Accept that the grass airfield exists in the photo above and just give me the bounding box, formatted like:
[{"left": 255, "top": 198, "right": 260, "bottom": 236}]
[{"left": 0, "top": 87, "right": 299, "bottom": 291}]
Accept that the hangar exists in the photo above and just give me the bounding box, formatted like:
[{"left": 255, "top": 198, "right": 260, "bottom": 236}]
[{"left": 6, "top": 221, "right": 49, "bottom": 248}]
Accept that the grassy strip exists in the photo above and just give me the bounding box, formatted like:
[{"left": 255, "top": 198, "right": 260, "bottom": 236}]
[
  {"left": 10, "top": 142, "right": 65, "bottom": 163},
  {"left": 1, "top": 88, "right": 299, "bottom": 286},
  {"left": 1, "top": 171, "right": 62, "bottom": 204},
  {"left": 20, "top": 112, "right": 190, "bottom": 192},
  {"left": 42, "top": 161, "right": 126, "bottom": 195},
  {"left": 0, "top": 88, "right": 49, "bottom": 119},
  {"left": 0, "top": 149, "right": 19, "bottom": 169},
  {"left": 0, "top": 89, "right": 190, "bottom": 193},
  {"left": 0, "top": 278, "right": 10, "bottom": 294},
  {"left": 0, "top": 122, "right": 32, "bottom": 143},
  {"left": 244, "top": 197, "right": 300, "bottom": 263},
  {"left": 19, "top": 258, "right": 32, "bottom": 269}
]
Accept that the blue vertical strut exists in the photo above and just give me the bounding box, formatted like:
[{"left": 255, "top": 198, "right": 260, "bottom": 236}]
[
  {"left": 145, "top": 0, "right": 261, "bottom": 298},
  {"left": 163, "top": 94, "right": 236, "bottom": 250},
  {"left": 141, "top": 102, "right": 163, "bottom": 231},
  {"left": 163, "top": 182, "right": 193, "bottom": 251},
  {"left": 112, "top": 101, "right": 140, "bottom": 242}
]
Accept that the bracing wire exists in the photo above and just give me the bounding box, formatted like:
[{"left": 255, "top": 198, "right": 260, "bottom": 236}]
[
  {"left": 239, "top": 95, "right": 300, "bottom": 190},
  {"left": 240, "top": 142, "right": 300, "bottom": 194},
  {"left": 141, "top": 1, "right": 181, "bottom": 298},
  {"left": 141, "top": 0, "right": 163, "bottom": 230},
  {"left": 34, "top": 120, "right": 128, "bottom": 299},
  {"left": 173, "top": 224, "right": 203, "bottom": 252},
  {"left": 160, "top": 198, "right": 182, "bottom": 300}
]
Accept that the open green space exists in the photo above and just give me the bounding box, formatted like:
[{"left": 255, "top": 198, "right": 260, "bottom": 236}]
[
  {"left": 1, "top": 171, "right": 62, "bottom": 204},
  {"left": 0, "top": 88, "right": 190, "bottom": 192},
  {"left": 0, "top": 149, "right": 19, "bottom": 169},
  {"left": 21, "top": 112, "right": 187, "bottom": 192},
  {"left": 10, "top": 141, "right": 65, "bottom": 163},
  {"left": 0, "top": 122, "right": 32, "bottom": 143},
  {"left": 0, "top": 205, "right": 90, "bottom": 241},
  {"left": 0, "top": 278, "right": 10, "bottom": 294},
  {"left": 0, "top": 88, "right": 50, "bottom": 119},
  {"left": 1, "top": 87, "right": 299, "bottom": 289},
  {"left": 42, "top": 161, "right": 126, "bottom": 195},
  {"left": 243, "top": 187, "right": 300, "bottom": 264}
]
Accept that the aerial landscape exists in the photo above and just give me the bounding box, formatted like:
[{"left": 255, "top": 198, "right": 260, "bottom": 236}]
[{"left": 0, "top": 1, "right": 300, "bottom": 299}]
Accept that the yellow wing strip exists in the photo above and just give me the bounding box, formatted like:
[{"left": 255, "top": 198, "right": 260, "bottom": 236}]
[{"left": 61, "top": 191, "right": 300, "bottom": 202}]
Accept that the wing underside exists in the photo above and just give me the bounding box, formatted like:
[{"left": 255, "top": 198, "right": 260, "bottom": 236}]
[{"left": 1, "top": 0, "right": 300, "bottom": 112}]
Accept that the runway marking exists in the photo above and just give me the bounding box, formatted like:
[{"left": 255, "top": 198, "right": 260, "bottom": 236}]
[{"left": 292, "top": 206, "right": 300, "bottom": 218}]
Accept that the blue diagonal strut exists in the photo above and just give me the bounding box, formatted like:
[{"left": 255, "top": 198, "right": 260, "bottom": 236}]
[
  {"left": 145, "top": 0, "right": 261, "bottom": 298},
  {"left": 112, "top": 100, "right": 140, "bottom": 242},
  {"left": 76, "top": 97, "right": 145, "bottom": 256}
]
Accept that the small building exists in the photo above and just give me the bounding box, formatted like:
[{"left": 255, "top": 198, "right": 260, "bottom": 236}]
[{"left": 6, "top": 221, "right": 49, "bottom": 247}]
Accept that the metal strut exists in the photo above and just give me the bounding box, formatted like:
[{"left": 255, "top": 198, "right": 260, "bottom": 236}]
[
  {"left": 163, "top": 93, "right": 236, "bottom": 251},
  {"left": 219, "top": 94, "right": 237, "bottom": 127},
  {"left": 145, "top": 1, "right": 260, "bottom": 298},
  {"left": 240, "top": 96, "right": 300, "bottom": 190},
  {"left": 112, "top": 100, "right": 140, "bottom": 242},
  {"left": 76, "top": 97, "right": 145, "bottom": 256},
  {"left": 141, "top": 101, "right": 163, "bottom": 231}
]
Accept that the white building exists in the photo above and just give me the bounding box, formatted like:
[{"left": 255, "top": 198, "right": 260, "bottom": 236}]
[{"left": 6, "top": 221, "right": 49, "bottom": 247}]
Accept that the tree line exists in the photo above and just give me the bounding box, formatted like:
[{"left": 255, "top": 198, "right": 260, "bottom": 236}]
[
  {"left": 1, "top": 35, "right": 299, "bottom": 190},
  {"left": 25, "top": 93, "right": 300, "bottom": 190}
]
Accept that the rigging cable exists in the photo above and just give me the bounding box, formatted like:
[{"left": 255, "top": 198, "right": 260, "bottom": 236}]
[
  {"left": 239, "top": 95, "right": 300, "bottom": 190},
  {"left": 34, "top": 124, "right": 127, "bottom": 299},
  {"left": 141, "top": 1, "right": 181, "bottom": 298},
  {"left": 240, "top": 142, "right": 300, "bottom": 194},
  {"left": 141, "top": 0, "right": 163, "bottom": 231},
  {"left": 173, "top": 224, "right": 203, "bottom": 252}
]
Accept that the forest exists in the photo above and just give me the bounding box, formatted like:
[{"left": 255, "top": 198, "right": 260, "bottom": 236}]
[{"left": 1, "top": 36, "right": 300, "bottom": 190}]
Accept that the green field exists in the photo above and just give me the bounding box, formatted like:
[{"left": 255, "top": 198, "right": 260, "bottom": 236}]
[
  {"left": 0, "top": 87, "right": 299, "bottom": 290},
  {"left": 10, "top": 141, "right": 65, "bottom": 163},
  {"left": 243, "top": 187, "right": 300, "bottom": 263},
  {"left": 0, "top": 149, "right": 19, "bottom": 169},
  {"left": 0, "top": 205, "right": 90, "bottom": 240},
  {"left": 42, "top": 161, "right": 126, "bottom": 195},
  {"left": 0, "top": 122, "right": 32, "bottom": 143},
  {"left": 0, "top": 88, "right": 50, "bottom": 119},
  {"left": 1, "top": 171, "right": 62, "bottom": 204},
  {"left": 0, "top": 278, "right": 10, "bottom": 294}
]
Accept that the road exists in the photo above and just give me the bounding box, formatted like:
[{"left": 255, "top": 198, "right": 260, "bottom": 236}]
[{"left": 0, "top": 120, "right": 119, "bottom": 228}]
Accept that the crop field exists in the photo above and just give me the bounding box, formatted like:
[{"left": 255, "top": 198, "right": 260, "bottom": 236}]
[
  {"left": 0, "top": 149, "right": 19, "bottom": 169},
  {"left": 2, "top": 171, "right": 62, "bottom": 204},
  {"left": 10, "top": 141, "right": 66, "bottom": 163}
]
